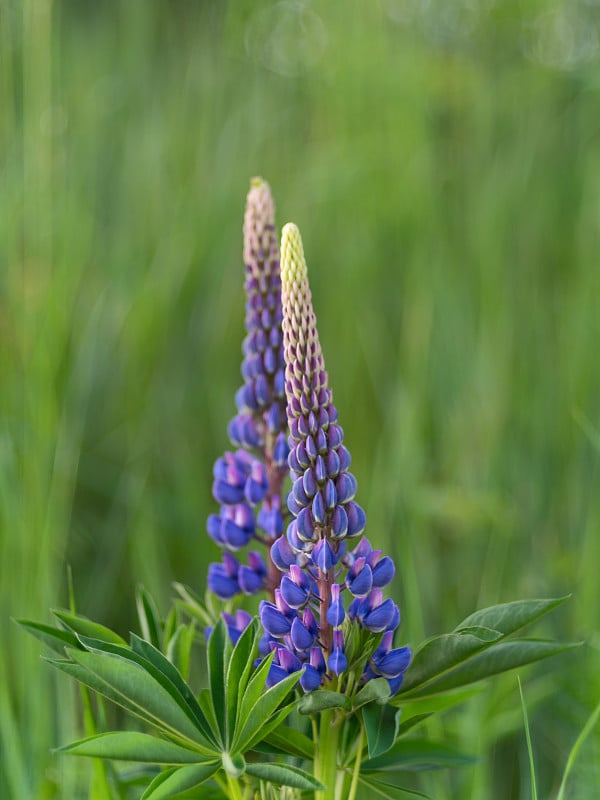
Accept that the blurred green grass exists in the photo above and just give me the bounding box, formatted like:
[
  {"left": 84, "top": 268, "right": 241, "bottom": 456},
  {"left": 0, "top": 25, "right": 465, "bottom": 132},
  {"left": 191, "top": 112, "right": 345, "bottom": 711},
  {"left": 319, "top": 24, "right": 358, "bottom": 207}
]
[{"left": 2, "top": 0, "right": 599, "bottom": 797}]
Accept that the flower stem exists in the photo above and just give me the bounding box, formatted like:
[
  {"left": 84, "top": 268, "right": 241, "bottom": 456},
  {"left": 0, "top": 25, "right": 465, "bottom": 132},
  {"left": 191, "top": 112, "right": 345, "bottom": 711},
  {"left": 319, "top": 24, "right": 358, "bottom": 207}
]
[
  {"left": 226, "top": 773, "right": 244, "bottom": 800},
  {"left": 347, "top": 720, "right": 365, "bottom": 800}
]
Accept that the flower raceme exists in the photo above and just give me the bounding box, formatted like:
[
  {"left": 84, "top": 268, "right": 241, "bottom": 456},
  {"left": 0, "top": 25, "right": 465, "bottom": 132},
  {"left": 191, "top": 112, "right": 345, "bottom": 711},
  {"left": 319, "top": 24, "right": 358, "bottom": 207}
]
[
  {"left": 207, "top": 179, "right": 289, "bottom": 600},
  {"left": 258, "top": 223, "right": 410, "bottom": 694}
]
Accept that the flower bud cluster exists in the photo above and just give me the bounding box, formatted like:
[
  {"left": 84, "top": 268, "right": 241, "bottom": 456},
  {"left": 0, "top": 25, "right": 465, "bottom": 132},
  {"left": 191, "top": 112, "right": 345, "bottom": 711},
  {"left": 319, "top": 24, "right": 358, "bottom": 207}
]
[
  {"left": 207, "top": 179, "right": 289, "bottom": 600},
  {"left": 258, "top": 224, "right": 410, "bottom": 695}
]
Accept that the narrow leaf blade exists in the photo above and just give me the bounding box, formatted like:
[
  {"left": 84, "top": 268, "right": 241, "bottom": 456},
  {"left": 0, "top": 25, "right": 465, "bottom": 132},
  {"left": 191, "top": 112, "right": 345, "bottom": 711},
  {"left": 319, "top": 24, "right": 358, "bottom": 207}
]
[
  {"left": 456, "top": 596, "right": 570, "bottom": 638},
  {"left": 141, "top": 763, "right": 220, "bottom": 800},
  {"left": 52, "top": 610, "right": 127, "bottom": 645},
  {"left": 402, "top": 639, "right": 581, "bottom": 699},
  {"left": 362, "top": 738, "right": 477, "bottom": 772},
  {"left": 362, "top": 703, "right": 402, "bottom": 759},
  {"left": 245, "top": 762, "right": 324, "bottom": 790},
  {"left": 57, "top": 732, "right": 209, "bottom": 764}
]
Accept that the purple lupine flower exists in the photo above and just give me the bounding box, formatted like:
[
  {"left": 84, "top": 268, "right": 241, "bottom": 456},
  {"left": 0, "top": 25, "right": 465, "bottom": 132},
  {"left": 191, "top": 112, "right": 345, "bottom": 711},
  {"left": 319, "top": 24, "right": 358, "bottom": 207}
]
[
  {"left": 256, "top": 223, "right": 410, "bottom": 695},
  {"left": 206, "top": 179, "right": 291, "bottom": 618}
]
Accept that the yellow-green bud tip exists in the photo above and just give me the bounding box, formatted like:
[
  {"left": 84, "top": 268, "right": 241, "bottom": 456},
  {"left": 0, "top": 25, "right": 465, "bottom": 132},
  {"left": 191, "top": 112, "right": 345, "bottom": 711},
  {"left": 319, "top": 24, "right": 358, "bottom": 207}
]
[
  {"left": 281, "top": 222, "right": 308, "bottom": 287},
  {"left": 250, "top": 176, "right": 266, "bottom": 189}
]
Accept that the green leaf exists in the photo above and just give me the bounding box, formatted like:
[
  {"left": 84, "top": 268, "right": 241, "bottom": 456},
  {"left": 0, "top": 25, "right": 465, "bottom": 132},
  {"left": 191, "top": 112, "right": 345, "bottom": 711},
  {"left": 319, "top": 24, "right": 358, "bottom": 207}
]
[
  {"left": 173, "top": 583, "right": 214, "bottom": 628},
  {"left": 358, "top": 776, "right": 430, "bottom": 799},
  {"left": 235, "top": 651, "right": 275, "bottom": 731},
  {"left": 241, "top": 702, "right": 298, "bottom": 753},
  {"left": 362, "top": 738, "right": 477, "bottom": 772},
  {"left": 57, "top": 732, "right": 209, "bottom": 764},
  {"left": 129, "top": 634, "right": 213, "bottom": 741},
  {"left": 165, "top": 623, "right": 195, "bottom": 682},
  {"left": 207, "top": 619, "right": 230, "bottom": 742},
  {"left": 79, "top": 635, "right": 215, "bottom": 745},
  {"left": 398, "top": 628, "right": 502, "bottom": 695},
  {"left": 353, "top": 678, "right": 391, "bottom": 709},
  {"left": 391, "top": 685, "right": 482, "bottom": 712},
  {"left": 226, "top": 619, "right": 258, "bottom": 740},
  {"left": 362, "top": 703, "right": 401, "bottom": 759},
  {"left": 52, "top": 610, "right": 127, "bottom": 646},
  {"left": 298, "top": 690, "right": 351, "bottom": 715},
  {"left": 15, "top": 619, "right": 81, "bottom": 655},
  {"left": 261, "top": 726, "right": 315, "bottom": 759},
  {"left": 245, "top": 762, "right": 324, "bottom": 790},
  {"left": 234, "top": 671, "right": 300, "bottom": 752},
  {"left": 136, "top": 587, "right": 163, "bottom": 649},
  {"left": 47, "top": 657, "right": 175, "bottom": 734},
  {"left": 197, "top": 689, "right": 221, "bottom": 742},
  {"left": 456, "top": 596, "right": 570, "bottom": 638},
  {"left": 141, "top": 763, "right": 220, "bottom": 800},
  {"left": 401, "top": 639, "right": 581, "bottom": 699},
  {"left": 396, "top": 714, "right": 433, "bottom": 737},
  {"left": 65, "top": 648, "right": 213, "bottom": 748},
  {"left": 163, "top": 607, "right": 178, "bottom": 649}
]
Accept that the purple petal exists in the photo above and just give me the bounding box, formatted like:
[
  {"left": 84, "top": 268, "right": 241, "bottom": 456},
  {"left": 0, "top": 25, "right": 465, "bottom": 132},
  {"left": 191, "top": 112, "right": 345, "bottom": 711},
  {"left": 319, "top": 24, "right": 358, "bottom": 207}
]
[
  {"left": 213, "top": 480, "right": 244, "bottom": 506},
  {"left": 363, "top": 599, "right": 397, "bottom": 633},
  {"left": 372, "top": 556, "right": 396, "bottom": 588},
  {"left": 300, "top": 665, "right": 322, "bottom": 692},
  {"left": 291, "top": 618, "right": 314, "bottom": 650},
  {"left": 346, "top": 563, "right": 373, "bottom": 598},
  {"left": 207, "top": 564, "right": 239, "bottom": 600},
  {"left": 329, "top": 648, "right": 347, "bottom": 675},
  {"left": 372, "top": 646, "right": 412, "bottom": 679},
  {"left": 346, "top": 501, "right": 367, "bottom": 537},
  {"left": 280, "top": 575, "right": 310, "bottom": 609},
  {"left": 259, "top": 601, "right": 292, "bottom": 636}
]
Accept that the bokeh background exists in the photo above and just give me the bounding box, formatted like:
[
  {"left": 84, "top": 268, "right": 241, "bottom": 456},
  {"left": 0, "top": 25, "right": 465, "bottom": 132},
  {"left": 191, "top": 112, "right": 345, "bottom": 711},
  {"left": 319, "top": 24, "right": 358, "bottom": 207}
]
[{"left": 2, "top": 0, "right": 600, "bottom": 797}]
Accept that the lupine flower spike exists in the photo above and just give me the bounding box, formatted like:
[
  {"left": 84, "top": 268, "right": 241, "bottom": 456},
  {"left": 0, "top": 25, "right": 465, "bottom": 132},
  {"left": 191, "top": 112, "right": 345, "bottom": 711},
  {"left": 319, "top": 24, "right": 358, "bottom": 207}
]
[
  {"left": 259, "top": 223, "right": 411, "bottom": 693},
  {"left": 207, "top": 178, "right": 289, "bottom": 601}
]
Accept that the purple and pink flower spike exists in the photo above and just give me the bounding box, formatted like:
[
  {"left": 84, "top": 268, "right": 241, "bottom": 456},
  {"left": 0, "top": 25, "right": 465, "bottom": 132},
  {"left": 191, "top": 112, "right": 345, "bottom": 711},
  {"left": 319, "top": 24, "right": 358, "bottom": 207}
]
[
  {"left": 257, "top": 222, "right": 410, "bottom": 695},
  {"left": 207, "top": 179, "right": 289, "bottom": 601}
]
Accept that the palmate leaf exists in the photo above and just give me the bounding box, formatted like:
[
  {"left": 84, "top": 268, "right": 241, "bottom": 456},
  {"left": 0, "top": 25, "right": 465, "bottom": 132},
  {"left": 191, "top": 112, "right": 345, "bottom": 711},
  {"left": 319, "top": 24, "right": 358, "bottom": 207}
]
[
  {"left": 57, "top": 732, "right": 211, "bottom": 764},
  {"left": 62, "top": 649, "right": 214, "bottom": 749},
  {"left": 76, "top": 635, "right": 216, "bottom": 745},
  {"left": 32, "top": 610, "right": 306, "bottom": 796},
  {"left": 362, "top": 738, "right": 477, "bottom": 773}
]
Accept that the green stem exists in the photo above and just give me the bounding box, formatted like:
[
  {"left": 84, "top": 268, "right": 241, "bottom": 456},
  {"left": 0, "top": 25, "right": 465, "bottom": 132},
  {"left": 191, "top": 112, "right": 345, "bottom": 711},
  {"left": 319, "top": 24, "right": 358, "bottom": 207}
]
[
  {"left": 316, "top": 711, "right": 342, "bottom": 800},
  {"left": 347, "top": 720, "right": 365, "bottom": 800},
  {"left": 226, "top": 773, "right": 244, "bottom": 800}
]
